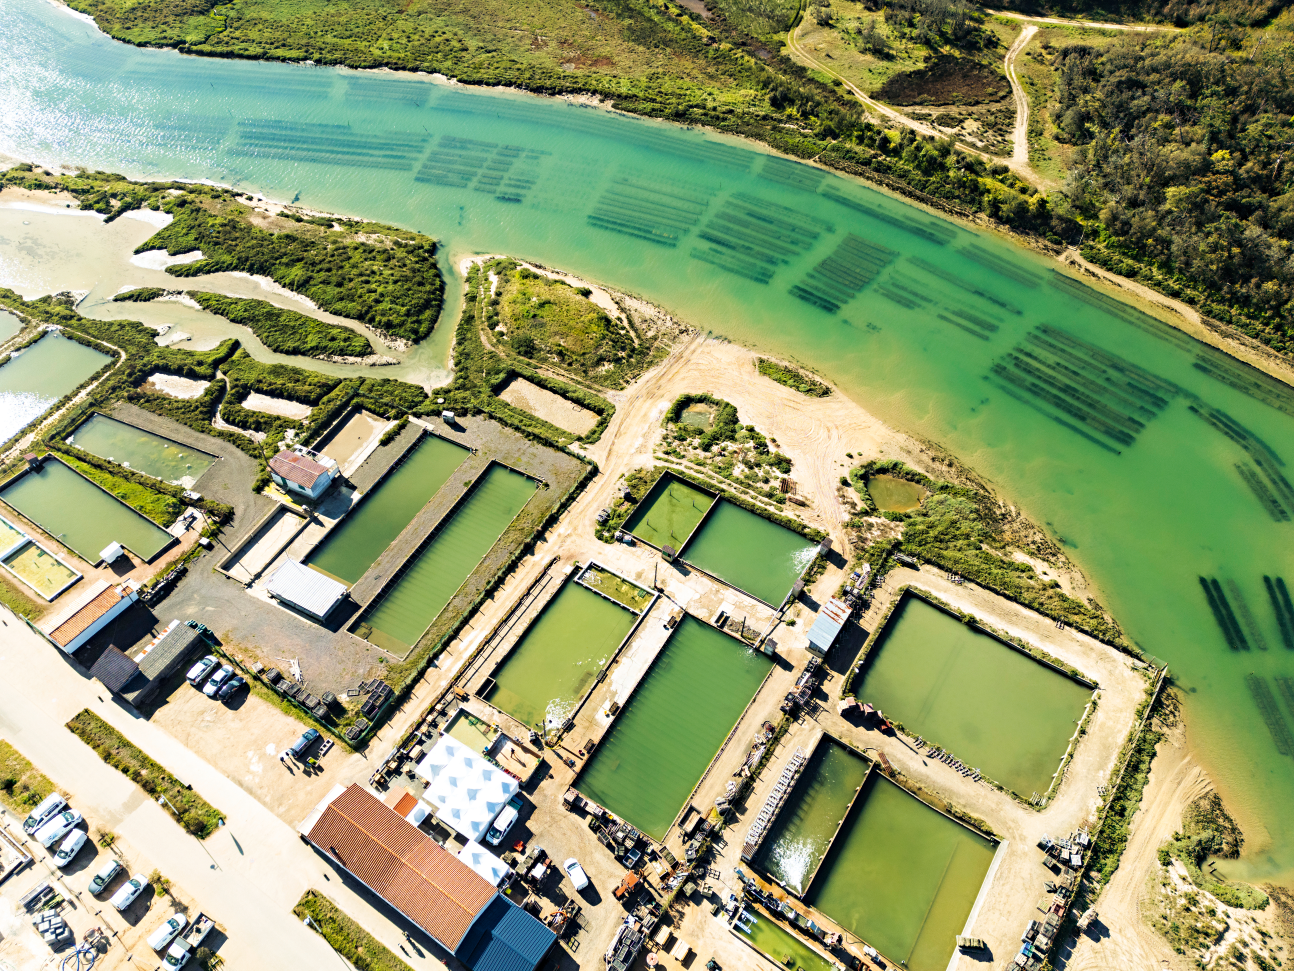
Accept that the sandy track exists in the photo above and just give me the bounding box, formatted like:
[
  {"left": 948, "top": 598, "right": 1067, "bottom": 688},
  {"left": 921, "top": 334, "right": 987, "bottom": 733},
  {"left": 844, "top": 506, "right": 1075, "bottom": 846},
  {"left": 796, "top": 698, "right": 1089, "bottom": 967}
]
[
  {"left": 1005, "top": 25, "right": 1039, "bottom": 180},
  {"left": 1061, "top": 726, "right": 1205, "bottom": 971}
]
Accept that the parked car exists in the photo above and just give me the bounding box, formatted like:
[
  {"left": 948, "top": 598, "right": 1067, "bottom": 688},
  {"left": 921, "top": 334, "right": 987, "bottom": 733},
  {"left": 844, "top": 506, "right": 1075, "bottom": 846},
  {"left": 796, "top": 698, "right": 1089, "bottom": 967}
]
[
  {"left": 35, "top": 810, "right": 83, "bottom": 848},
  {"left": 163, "top": 912, "right": 214, "bottom": 969},
  {"left": 186, "top": 655, "right": 219, "bottom": 686},
  {"left": 53, "top": 829, "right": 88, "bottom": 868},
  {"left": 22, "top": 793, "right": 68, "bottom": 834},
  {"left": 287, "top": 729, "right": 319, "bottom": 760},
  {"left": 486, "top": 794, "right": 524, "bottom": 846},
  {"left": 217, "top": 675, "right": 246, "bottom": 701},
  {"left": 203, "top": 664, "right": 234, "bottom": 698},
  {"left": 147, "top": 913, "right": 189, "bottom": 951},
  {"left": 110, "top": 872, "right": 149, "bottom": 912},
  {"left": 563, "top": 858, "right": 589, "bottom": 891},
  {"left": 88, "top": 859, "right": 123, "bottom": 895}
]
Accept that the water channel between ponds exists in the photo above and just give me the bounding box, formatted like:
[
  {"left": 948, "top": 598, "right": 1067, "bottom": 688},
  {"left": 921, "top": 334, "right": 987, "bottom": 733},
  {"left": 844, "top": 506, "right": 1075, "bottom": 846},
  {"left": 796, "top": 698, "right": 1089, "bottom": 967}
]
[
  {"left": 682, "top": 500, "right": 818, "bottom": 607},
  {"left": 577, "top": 615, "right": 772, "bottom": 841},
  {"left": 485, "top": 580, "right": 637, "bottom": 730},
  {"left": 0, "top": 458, "right": 171, "bottom": 562},
  {"left": 68, "top": 413, "right": 216, "bottom": 487},
  {"left": 809, "top": 774, "right": 996, "bottom": 971},
  {"left": 9, "top": 0, "right": 1294, "bottom": 880},
  {"left": 306, "top": 433, "right": 470, "bottom": 586},
  {"left": 355, "top": 463, "right": 535, "bottom": 653},
  {"left": 0, "top": 332, "right": 111, "bottom": 442},
  {"left": 855, "top": 594, "right": 1093, "bottom": 797}
]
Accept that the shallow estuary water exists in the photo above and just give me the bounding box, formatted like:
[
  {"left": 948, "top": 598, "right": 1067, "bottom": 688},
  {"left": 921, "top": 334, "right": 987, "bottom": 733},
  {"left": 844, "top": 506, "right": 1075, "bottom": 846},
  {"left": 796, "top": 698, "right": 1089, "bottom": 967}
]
[{"left": 4, "top": 0, "right": 1294, "bottom": 883}]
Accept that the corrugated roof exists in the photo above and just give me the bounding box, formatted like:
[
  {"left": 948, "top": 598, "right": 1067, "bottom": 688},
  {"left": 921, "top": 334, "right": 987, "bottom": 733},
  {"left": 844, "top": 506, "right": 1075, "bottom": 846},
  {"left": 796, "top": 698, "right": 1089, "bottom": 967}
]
[
  {"left": 456, "top": 895, "right": 556, "bottom": 971},
  {"left": 269, "top": 449, "right": 329, "bottom": 489},
  {"left": 137, "top": 624, "right": 203, "bottom": 680},
  {"left": 266, "top": 560, "right": 348, "bottom": 619},
  {"left": 89, "top": 646, "right": 140, "bottom": 694},
  {"left": 807, "top": 597, "right": 850, "bottom": 653},
  {"left": 306, "top": 785, "right": 496, "bottom": 951},
  {"left": 49, "top": 583, "right": 123, "bottom": 647}
]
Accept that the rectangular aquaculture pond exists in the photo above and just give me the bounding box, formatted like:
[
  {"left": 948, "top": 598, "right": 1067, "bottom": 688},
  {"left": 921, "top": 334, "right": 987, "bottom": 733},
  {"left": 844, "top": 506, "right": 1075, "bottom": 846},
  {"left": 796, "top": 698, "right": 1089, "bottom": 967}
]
[
  {"left": 624, "top": 473, "right": 714, "bottom": 549},
  {"left": 307, "top": 434, "right": 470, "bottom": 585},
  {"left": 758, "top": 738, "right": 871, "bottom": 895},
  {"left": 682, "top": 500, "right": 818, "bottom": 607},
  {"left": 0, "top": 515, "right": 26, "bottom": 557},
  {"left": 68, "top": 413, "right": 216, "bottom": 487},
  {"left": 485, "top": 580, "right": 638, "bottom": 730},
  {"left": 445, "top": 709, "right": 497, "bottom": 755},
  {"left": 577, "top": 615, "right": 771, "bottom": 841},
  {"left": 3, "top": 543, "right": 80, "bottom": 600},
  {"left": 0, "top": 458, "right": 172, "bottom": 562},
  {"left": 355, "top": 463, "right": 534, "bottom": 652},
  {"left": 807, "top": 775, "right": 996, "bottom": 971},
  {"left": 0, "top": 333, "right": 112, "bottom": 442},
  {"left": 734, "top": 910, "right": 835, "bottom": 971},
  {"left": 854, "top": 594, "right": 1092, "bottom": 796}
]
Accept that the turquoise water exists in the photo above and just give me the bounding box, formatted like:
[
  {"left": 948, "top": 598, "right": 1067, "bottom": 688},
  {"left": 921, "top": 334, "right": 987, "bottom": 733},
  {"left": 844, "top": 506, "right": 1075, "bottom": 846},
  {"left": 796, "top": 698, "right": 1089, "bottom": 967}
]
[
  {"left": 0, "top": 312, "right": 20, "bottom": 343},
  {"left": 5, "top": 0, "right": 1294, "bottom": 881},
  {"left": 856, "top": 595, "right": 1093, "bottom": 797},
  {"left": 357, "top": 464, "right": 533, "bottom": 651},
  {"left": 578, "top": 616, "right": 771, "bottom": 840},
  {"left": 306, "top": 433, "right": 468, "bottom": 585},
  {"left": 69, "top": 413, "right": 216, "bottom": 485},
  {"left": 0, "top": 458, "right": 171, "bottom": 561},
  {"left": 682, "top": 500, "right": 818, "bottom": 606},
  {"left": 0, "top": 332, "right": 111, "bottom": 441}
]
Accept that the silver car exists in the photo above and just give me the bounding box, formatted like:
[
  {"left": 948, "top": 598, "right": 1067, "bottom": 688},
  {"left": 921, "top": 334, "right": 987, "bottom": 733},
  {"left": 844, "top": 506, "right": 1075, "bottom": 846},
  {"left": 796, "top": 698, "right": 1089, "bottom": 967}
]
[
  {"left": 186, "top": 655, "right": 218, "bottom": 686},
  {"left": 88, "top": 859, "right": 123, "bottom": 895},
  {"left": 203, "top": 664, "right": 234, "bottom": 698}
]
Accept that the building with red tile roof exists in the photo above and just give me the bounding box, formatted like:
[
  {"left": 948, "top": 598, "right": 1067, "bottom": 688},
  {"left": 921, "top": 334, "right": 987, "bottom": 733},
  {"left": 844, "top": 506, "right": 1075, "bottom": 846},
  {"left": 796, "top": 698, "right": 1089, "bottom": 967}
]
[{"left": 37, "top": 579, "right": 139, "bottom": 653}]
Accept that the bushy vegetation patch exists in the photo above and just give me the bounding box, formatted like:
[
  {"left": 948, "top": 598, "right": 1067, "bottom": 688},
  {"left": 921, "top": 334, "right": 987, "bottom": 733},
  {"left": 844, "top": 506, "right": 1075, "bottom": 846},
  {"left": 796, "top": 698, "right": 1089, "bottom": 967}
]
[
  {"left": 0, "top": 169, "right": 444, "bottom": 344},
  {"left": 755, "top": 358, "right": 831, "bottom": 396},
  {"left": 848, "top": 459, "right": 1124, "bottom": 644},
  {"left": 187, "top": 292, "right": 372, "bottom": 359},
  {"left": 1161, "top": 792, "right": 1269, "bottom": 909},
  {"left": 112, "top": 287, "right": 165, "bottom": 303},
  {"left": 56, "top": 452, "right": 183, "bottom": 526},
  {"left": 66, "top": 709, "right": 224, "bottom": 837},
  {"left": 0, "top": 739, "right": 56, "bottom": 813}
]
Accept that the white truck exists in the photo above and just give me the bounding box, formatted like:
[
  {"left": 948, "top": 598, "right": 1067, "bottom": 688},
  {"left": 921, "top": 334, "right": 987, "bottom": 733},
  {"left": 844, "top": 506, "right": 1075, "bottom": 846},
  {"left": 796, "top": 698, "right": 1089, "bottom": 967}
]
[{"left": 163, "top": 912, "right": 215, "bottom": 968}]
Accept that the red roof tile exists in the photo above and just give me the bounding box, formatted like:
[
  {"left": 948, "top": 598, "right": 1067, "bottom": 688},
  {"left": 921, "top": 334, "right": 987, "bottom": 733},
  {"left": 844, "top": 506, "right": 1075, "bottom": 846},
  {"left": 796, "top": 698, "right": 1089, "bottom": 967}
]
[
  {"left": 307, "top": 785, "right": 495, "bottom": 949},
  {"left": 269, "top": 450, "right": 329, "bottom": 489},
  {"left": 49, "top": 585, "right": 123, "bottom": 647}
]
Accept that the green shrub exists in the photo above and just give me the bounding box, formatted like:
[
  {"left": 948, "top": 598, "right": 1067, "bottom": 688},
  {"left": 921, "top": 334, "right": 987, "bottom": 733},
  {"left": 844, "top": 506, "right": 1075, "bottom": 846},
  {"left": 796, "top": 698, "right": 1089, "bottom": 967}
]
[{"left": 188, "top": 292, "right": 372, "bottom": 359}]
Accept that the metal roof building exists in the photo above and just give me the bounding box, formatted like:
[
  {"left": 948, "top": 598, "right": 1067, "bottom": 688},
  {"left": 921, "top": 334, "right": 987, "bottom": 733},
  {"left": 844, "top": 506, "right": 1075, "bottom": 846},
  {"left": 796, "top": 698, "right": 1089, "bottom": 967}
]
[
  {"left": 806, "top": 597, "right": 851, "bottom": 657},
  {"left": 300, "top": 785, "right": 555, "bottom": 971},
  {"left": 122, "top": 621, "right": 206, "bottom": 705},
  {"left": 266, "top": 560, "right": 348, "bottom": 620},
  {"left": 88, "top": 645, "right": 141, "bottom": 694}
]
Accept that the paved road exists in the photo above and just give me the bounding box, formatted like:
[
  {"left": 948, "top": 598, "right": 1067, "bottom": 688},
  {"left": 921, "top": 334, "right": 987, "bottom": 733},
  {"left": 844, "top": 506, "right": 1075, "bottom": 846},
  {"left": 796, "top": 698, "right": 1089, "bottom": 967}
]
[{"left": 0, "top": 608, "right": 447, "bottom": 971}]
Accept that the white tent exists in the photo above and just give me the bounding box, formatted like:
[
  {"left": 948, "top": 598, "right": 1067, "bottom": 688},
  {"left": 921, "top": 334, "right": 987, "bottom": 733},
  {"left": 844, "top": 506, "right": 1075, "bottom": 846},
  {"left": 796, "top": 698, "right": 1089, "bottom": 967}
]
[
  {"left": 414, "top": 735, "right": 519, "bottom": 842},
  {"left": 457, "top": 840, "right": 509, "bottom": 886}
]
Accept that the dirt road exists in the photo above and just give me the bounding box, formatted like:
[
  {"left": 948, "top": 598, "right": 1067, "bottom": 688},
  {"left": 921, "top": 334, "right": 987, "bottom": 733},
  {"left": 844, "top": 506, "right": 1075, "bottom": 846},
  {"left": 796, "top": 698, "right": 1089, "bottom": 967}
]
[
  {"left": 1004, "top": 25, "right": 1039, "bottom": 179},
  {"left": 986, "top": 9, "right": 1178, "bottom": 32}
]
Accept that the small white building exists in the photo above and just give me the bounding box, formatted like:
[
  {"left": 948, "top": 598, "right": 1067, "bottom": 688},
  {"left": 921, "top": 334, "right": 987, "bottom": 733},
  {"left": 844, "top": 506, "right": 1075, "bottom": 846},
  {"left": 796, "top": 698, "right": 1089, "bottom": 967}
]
[
  {"left": 268, "top": 446, "right": 338, "bottom": 501},
  {"left": 38, "top": 579, "right": 140, "bottom": 654},
  {"left": 266, "top": 560, "right": 348, "bottom": 621}
]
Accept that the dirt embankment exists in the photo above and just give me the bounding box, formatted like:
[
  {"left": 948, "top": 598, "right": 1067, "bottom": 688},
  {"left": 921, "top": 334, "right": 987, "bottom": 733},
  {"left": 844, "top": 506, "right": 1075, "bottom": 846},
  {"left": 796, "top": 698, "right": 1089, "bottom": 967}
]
[{"left": 878, "top": 56, "right": 1011, "bottom": 105}]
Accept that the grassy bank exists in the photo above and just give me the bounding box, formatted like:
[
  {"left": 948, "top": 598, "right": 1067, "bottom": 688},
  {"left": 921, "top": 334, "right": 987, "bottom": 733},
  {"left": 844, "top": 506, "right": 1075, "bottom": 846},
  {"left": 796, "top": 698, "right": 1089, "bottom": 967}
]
[
  {"left": 66, "top": 710, "right": 224, "bottom": 838},
  {"left": 188, "top": 292, "right": 373, "bottom": 359},
  {"left": 57, "top": 453, "right": 183, "bottom": 527},
  {"left": 0, "top": 739, "right": 57, "bottom": 814},
  {"left": 0, "top": 572, "right": 45, "bottom": 620},
  {"left": 293, "top": 891, "right": 413, "bottom": 971}
]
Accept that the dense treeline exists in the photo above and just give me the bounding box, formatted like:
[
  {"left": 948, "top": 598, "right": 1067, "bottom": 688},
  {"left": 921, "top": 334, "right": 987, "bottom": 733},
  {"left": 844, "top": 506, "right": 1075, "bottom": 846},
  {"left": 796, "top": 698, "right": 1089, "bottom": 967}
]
[{"left": 1052, "top": 23, "right": 1294, "bottom": 354}]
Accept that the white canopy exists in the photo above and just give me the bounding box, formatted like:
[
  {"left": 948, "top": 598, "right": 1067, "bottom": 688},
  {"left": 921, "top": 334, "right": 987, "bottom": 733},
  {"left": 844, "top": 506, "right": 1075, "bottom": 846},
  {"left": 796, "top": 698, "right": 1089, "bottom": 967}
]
[
  {"left": 456, "top": 840, "right": 509, "bottom": 886},
  {"left": 414, "top": 735, "right": 519, "bottom": 842}
]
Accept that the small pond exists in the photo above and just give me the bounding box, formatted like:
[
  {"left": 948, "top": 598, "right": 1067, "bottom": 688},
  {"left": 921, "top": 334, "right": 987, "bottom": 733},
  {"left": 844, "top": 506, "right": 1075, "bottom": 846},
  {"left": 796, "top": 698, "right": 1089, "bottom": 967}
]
[
  {"left": 679, "top": 402, "right": 715, "bottom": 429},
  {"left": 865, "top": 473, "right": 927, "bottom": 513},
  {"left": 623, "top": 473, "right": 714, "bottom": 550}
]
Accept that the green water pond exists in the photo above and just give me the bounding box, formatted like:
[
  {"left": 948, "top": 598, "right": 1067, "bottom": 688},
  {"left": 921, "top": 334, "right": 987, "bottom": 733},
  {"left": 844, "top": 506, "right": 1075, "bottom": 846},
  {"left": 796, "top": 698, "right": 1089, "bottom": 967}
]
[
  {"left": 358, "top": 463, "right": 533, "bottom": 651},
  {"left": 308, "top": 433, "right": 468, "bottom": 585},
  {"left": 854, "top": 595, "right": 1092, "bottom": 796},
  {"left": 577, "top": 615, "right": 771, "bottom": 840},
  {"left": 486, "top": 580, "right": 636, "bottom": 729},
  {"left": 69, "top": 413, "right": 216, "bottom": 486},
  {"left": 625, "top": 474, "right": 714, "bottom": 550},
  {"left": 0, "top": 333, "right": 111, "bottom": 442},
  {"left": 682, "top": 500, "right": 817, "bottom": 607},
  {"left": 0, "top": 458, "right": 171, "bottom": 562}
]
